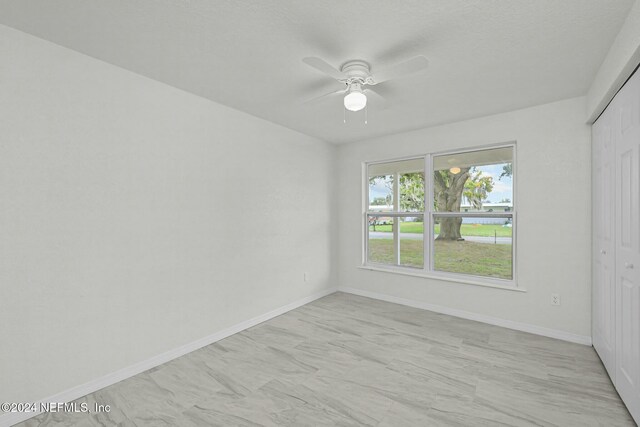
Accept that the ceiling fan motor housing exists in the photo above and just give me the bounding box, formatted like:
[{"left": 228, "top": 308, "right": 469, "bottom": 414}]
[{"left": 340, "top": 60, "right": 374, "bottom": 85}]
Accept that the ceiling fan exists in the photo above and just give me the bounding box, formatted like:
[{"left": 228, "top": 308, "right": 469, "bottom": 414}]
[{"left": 302, "top": 55, "right": 429, "bottom": 112}]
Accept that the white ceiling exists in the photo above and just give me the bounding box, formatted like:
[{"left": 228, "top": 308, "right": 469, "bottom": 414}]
[{"left": 0, "top": 1, "right": 634, "bottom": 144}]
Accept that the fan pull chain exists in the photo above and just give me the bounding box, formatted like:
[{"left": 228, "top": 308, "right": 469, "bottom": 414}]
[
  {"left": 343, "top": 106, "right": 346, "bottom": 124},
  {"left": 365, "top": 104, "right": 368, "bottom": 125}
]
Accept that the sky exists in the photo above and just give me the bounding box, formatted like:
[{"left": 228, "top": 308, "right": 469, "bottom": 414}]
[
  {"left": 478, "top": 163, "right": 513, "bottom": 203},
  {"left": 369, "top": 163, "right": 513, "bottom": 205}
]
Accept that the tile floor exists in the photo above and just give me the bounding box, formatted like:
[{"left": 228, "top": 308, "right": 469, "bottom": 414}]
[{"left": 16, "top": 292, "right": 635, "bottom": 426}]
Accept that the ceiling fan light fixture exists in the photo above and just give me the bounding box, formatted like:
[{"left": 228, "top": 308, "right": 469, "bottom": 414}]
[
  {"left": 449, "top": 167, "right": 461, "bottom": 174},
  {"left": 344, "top": 83, "right": 367, "bottom": 111}
]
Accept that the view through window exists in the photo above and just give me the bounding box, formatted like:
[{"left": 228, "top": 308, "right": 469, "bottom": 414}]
[{"left": 365, "top": 145, "right": 514, "bottom": 282}]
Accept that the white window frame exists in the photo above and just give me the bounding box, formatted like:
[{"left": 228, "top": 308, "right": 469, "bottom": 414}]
[{"left": 362, "top": 142, "right": 518, "bottom": 290}]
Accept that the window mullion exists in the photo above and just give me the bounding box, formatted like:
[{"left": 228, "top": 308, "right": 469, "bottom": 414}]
[
  {"left": 364, "top": 164, "right": 369, "bottom": 266},
  {"left": 425, "top": 155, "right": 433, "bottom": 272},
  {"left": 393, "top": 172, "right": 400, "bottom": 265}
]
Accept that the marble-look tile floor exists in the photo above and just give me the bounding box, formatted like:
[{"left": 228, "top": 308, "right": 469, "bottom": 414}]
[{"left": 16, "top": 292, "right": 635, "bottom": 426}]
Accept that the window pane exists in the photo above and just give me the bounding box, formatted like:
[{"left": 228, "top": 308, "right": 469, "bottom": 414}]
[
  {"left": 433, "top": 216, "right": 513, "bottom": 279},
  {"left": 400, "top": 216, "right": 423, "bottom": 268},
  {"left": 368, "top": 216, "right": 394, "bottom": 264},
  {"left": 433, "top": 147, "right": 513, "bottom": 213},
  {"left": 369, "top": 158, "right": 425, "bottom": 212},
  {"left": 368, "top": 175, "right": 394, "bottom": 212}
]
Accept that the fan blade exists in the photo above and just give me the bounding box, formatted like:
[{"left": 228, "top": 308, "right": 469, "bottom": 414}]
[
  {"left": 365, "top": 87, "right": 390, "bottom": 109},
  {"left": 372, "top": 56, "right": 428, "bottom": 85},
  {"left": 304, "top": 88, "right": 345, "bottom": 104},
  {"left": 302, "top": 57, "right": 345, "bottom": 81}
]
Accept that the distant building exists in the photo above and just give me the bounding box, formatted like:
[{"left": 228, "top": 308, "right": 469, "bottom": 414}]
[
  {"left": 368, "top": 202, "right": 512, "bottom": 226},
  {"left": 460, "top": 201, "right": 512, "bottom": 213},
  {"left": 460, "top": 201, "right": 512, "bottom": 224}
]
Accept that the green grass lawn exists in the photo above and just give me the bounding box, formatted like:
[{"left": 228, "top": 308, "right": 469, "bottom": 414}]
[
  {"left": 368, "top": 238, "right": 424, "bottom": 268},
  {"left": 369, "top": 222, "right": 512, "bottom": 237},
  {"left": 369, "top": 221, "right": 424, "bottom": 233},
  {"left": 368, "top": 238, "right": 512, "bottom": 279}
]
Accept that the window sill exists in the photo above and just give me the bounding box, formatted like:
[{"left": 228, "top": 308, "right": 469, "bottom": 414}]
[{"left": 358, "top": 265, "right": 526, "bottom": 292}]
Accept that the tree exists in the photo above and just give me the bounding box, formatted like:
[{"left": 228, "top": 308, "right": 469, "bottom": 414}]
[
  {"left": 399, "top": 173, "right": 424, "bottom": 212},
  {"left": 434, "top": 168, "right": 494, "bottom": 240},
  {"left": 500, "top": 163, "right": 512, "bottom": 180},
  {"left": 463, "top": 169, "right": 494, "bottom": 210}
]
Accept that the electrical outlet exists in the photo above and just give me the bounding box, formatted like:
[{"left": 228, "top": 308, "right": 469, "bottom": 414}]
[
  {"left": 304, "top": 272, "right": 309, "bottom": 282},
  {"left": 551, "top": 294, "right": 561, "bottom": 306}
]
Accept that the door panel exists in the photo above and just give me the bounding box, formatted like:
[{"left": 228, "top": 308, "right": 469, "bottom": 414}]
[
  {"left": 619, "top": 279, "right": 639, "bottom": 387},
  {"left": 614, "top": 68, "right": 640, "bottom": 424},
  {"left": 593, "top": 104, "right": 616, "bottom": 375},
  {"left": 620, "top": 149, "right": 632, "bottom": 248}
]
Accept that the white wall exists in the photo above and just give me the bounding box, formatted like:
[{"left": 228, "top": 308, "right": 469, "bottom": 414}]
[
  {"left": 587, "top": 0, "right": 640, "bottom": 122},
  {"left": 337, "top": 97, "right": 592, "bottom": 339},
  {"left": 0, "top": 25, "right": 336, "bottom": 406}
]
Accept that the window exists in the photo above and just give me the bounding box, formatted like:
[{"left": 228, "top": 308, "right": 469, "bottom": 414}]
[
  {"left": 364, "top": 145, "right": 515, "bottom": 285},
  {"left": 367, "top": 158, "right": 425, "bottom": 269}
]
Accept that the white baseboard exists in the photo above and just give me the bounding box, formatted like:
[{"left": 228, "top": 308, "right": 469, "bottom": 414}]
[
  {"left": 0, "top": 287, "right": 338, "bottom": 427},
  {"left": 339, "top": 286, "right": 592, "bottom": 346}
]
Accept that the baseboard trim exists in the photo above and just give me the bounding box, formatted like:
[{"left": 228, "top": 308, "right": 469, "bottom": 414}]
[
  {"left": 0, "top": 287, "right": 338, "bottom": 427},
  {"left": 339, "top": 286, "right": 592, "bottom": 346}
]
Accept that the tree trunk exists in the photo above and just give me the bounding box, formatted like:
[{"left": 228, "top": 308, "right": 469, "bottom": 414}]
[
  {"left": 434, "top": 168, "right": 470, "bottom": 240},
  {"left": 438, "top": 217, "right": 463, "bottom": 240}
]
